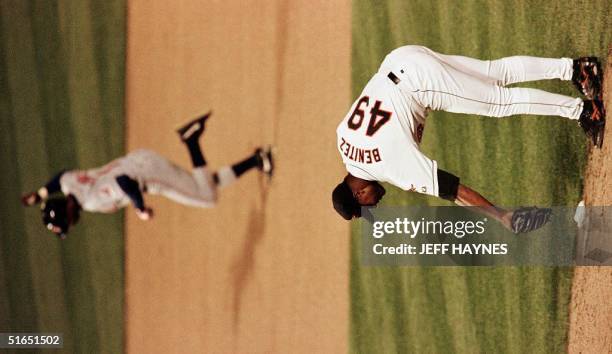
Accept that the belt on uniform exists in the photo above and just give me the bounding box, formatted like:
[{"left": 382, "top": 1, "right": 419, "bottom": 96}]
[{"left": 387, "top": 71, "right": 401, "bottom": 85}]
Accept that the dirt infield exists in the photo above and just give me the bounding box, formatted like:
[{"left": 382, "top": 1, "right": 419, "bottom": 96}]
[
  {"left": 568, "top": 48, "right": 612, "bottom": 353},
  {"left": 125, "top": 1, "right": 350, "bottom": 353}
]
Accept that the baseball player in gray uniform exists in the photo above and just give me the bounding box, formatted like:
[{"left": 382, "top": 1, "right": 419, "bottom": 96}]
[
  {"left": 333, "top": 45, "right": 605, "bottom": 233},
  {"left": 22, "top": 112, "right": 273, "bottom": 239}
]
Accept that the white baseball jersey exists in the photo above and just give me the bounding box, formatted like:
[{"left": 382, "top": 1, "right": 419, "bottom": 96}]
[
  {"left": 337, "top": 45, "right": 583, "bottom": 197},
  {"left": 60, "top": 149, "right": 216, "bottom": 212},
  {"left": 336, "top": 71, "right": 439, "bottom": 196}
]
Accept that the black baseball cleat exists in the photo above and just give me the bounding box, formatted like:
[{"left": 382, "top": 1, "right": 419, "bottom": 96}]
[
  {"left": 255, "top": 146, "right": 274, "bottom": 178},
  {"left": 578, "top": 100, "right": 606, "bottom": 148},
  {"left": 572, "top": 57, "right": 602, "bottom": 100},
  {"left": 177, "top": 111, "right": 212, "bottom": 142}
]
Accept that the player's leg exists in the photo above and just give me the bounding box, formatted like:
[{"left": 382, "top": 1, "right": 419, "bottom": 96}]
[
  {"left": 440, "top": 53, "right": 602, "bottom": 99},
  {"left": 434, "top": 51, "right": 573, "bottom": 86},
  {"left": 137, "top": 151, "right": 217, "bottom": 208},
  {"left": 178, "top": 112, "right": 220, "bottom": 203},
  {"left": 143, "top": 145, "right": 274, "bottom": 208},
  {"left": 384, "top": 45, "right": 573, "bottom": 86},
  {"left": 122, "top": 149, "right": 215, "bottom": 208},
  {"left": 409, "top": 56, "right": 583, "bottom": 120},
  {"left": 392, "top": 52, "right": 605, "bottom": 144},
  {"left": 432, "top": 84, "right": 584, "bottom": 119},
  {"left": 149, "top": 168, "right": 217, "bottom": 208},
  {"left": 387, "top": 46, "right": 602, "bottom": 98},
  {"left": 177, "top": 112, "right": 211, "bottom": 168},
  {"left": 213, "top": 147, "right": 274, "bottom": 187},
  {"left": 129, "top": 114, "right": 216, "bottom": 208}
]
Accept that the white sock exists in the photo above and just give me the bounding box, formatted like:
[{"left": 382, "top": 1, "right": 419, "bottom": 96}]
[{"left": 215, "top": 166, "right": 237, "bottom": 188}]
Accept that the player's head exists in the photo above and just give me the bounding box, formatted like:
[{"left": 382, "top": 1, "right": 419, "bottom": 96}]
[
  {"left": 40, "top": 195, "right": 81, "bottom": 239},
  {"left": 332, "top": 174, "right": 386, "bottom": 220}
]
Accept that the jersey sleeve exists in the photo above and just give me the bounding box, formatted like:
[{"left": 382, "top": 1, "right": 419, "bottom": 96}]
[
  {"left": 115, "top": 175, "right": 145, "bottom": 210},
  {"left": 43, "top": 170, "right": 66, "bottom": 194},
  {"left": 59, "top": 171, "right": 88, "bottom": 204},
  {"left": 384, "top": 146, "right": 439, "bottom": 197},
  {"left": 59, "top": 171, "right": 77, "bottom": 195}
]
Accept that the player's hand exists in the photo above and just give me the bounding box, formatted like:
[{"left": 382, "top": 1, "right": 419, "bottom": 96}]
[
  {"left": 21, "top": 192, "right": 41, "bottom": 206},
  {"left": 136, "top": 207, "right": 154, "bottom": 221}
]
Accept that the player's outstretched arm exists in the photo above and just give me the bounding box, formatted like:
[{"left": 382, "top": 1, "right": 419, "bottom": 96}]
[
  {"left": 21, "top": 191, "right": 43, "bottom": 206},
  {"left": 454, "top": 184, "right": 513, "bottom": 231},
  {"left": 115, "top": 175, "right": 153, "bottom": 221},
  {"left": 21, "top": 171, "right": 66, "bottom": 206},
  {"left": 454, "top": 184, "right": 553, "bottom": 234}
]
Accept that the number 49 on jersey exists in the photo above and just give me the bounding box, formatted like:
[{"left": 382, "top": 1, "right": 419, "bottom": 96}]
[{"left": 347, "top": 96, "right": 392, "bottom": 137}]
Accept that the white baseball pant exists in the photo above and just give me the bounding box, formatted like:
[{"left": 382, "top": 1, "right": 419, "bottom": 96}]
[
  {"left": 379, "top": 45, "right": 582, "bottom": 119},
  {"left": 126, "top": 149, "right": 225, "bottom": 208}
]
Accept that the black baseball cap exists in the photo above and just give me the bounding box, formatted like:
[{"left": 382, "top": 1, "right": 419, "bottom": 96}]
[{"left": 332, "top": 180, "right": 361, "bottom": 220}]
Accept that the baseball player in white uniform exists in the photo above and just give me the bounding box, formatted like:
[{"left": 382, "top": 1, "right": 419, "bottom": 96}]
[
  {"left": 333, "top": 45, "right": 605, "bottom": 234},
  {"left": 22, "top": 112, "right": 274, "bottom": 238}
]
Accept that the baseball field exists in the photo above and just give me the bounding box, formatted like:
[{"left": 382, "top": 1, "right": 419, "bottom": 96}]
[
  {"left": 350, "top": 1, "right": 611, "bottom": 353},
  {"left": 0, "top": 1, "right": 611, "bottom": 353},
  {"left": 0, "top": 1, "right": 125, "bottom": 353}
]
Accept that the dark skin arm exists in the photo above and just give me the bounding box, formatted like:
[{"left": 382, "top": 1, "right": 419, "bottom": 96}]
[
  {"left": 21, "top": 171, "right": 66, "bottom": 206},
  {"left": 345, "top": 173, "right": 513, "bottom": 230},
  {"left": 454, "top": 184, "right": 513, "bottom": 230}
]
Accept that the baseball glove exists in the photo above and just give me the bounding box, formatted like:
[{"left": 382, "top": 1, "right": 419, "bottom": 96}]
[{"left": 510, "top": 207, "right": 552, "bottom": 234}]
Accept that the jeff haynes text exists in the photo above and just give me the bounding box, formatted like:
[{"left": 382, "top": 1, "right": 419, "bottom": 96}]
[{"left": 372, "top": 243, "right": 508, "bottom": 255}]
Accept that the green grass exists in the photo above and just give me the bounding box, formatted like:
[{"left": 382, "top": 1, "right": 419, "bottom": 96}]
[
  {"left": 350, "top": 1, "right": 611, "bottom": 353},
  {"left": 0, "top": 1, "right": 125, "bottom": 353}
]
